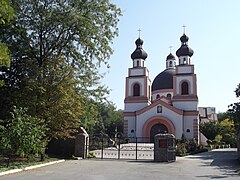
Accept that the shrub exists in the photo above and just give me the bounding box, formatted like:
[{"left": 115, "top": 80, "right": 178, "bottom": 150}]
[
  {"left": 176, "top": 143, "right": 187, "bottom": 156},
  {"left": 0, "top": 107, "right": 48, "bottom": 158},
  {"left": 87, "top": 151, "right": 96, "bottom": 158}
]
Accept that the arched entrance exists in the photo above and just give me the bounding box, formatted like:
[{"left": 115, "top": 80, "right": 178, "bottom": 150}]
[
  {"left": 142, "top": 116, "right": 175, "bottom": 142},
  {"left": 150, "top": 123, "right": 168, "bottom": 142}
]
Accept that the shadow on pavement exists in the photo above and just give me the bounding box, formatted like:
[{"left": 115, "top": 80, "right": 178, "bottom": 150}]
[{"left": 188, "top": 148, "right": 240, "bottom": 178}]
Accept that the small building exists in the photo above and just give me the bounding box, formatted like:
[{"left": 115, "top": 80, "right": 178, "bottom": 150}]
[{"left": 199, "top": 107, "right": 218, "bottom": 123}]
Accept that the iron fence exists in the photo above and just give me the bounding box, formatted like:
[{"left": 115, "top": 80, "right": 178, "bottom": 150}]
[{"left": 87, "top": 136, "right": 154, "bottom": 160}]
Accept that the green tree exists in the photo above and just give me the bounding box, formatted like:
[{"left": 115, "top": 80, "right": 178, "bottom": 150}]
[
  {"left": 217, "top": 112, "right": 230, "bottom": 121},
  {"left": 80, "top": 101, "right": 123, "bottom": 137},
  {"left": 200, "top": 122, "right": 220, "bottom": 141},
  {"left": 96, "top": 102, "right": 123, "bottom": 136},
  {"left": 0, "top": 0, "right": 121, "bottom": 139},
  {"left": 228, "top": 83, "right": 240, "bottom": 131},
  {"left": 200, "top": 118, "right": 237, "bottom": 147},
  {"left": 27, "top": 57, "right": 83, "bottom": 139},
  {"left": 0, "top": 106, "right": 47, "bottom": 158},
  {"left": 0, "top": 56, "right": 83, "bottom": 140},
  {"left": 218, "top": 118, "right": 236, "bottom": 147},
  {"left": 212, "top": 134, "right": 222, "bottom": 145},
  {"left": 0, "top": 0, "right": 14, "bottom": 86},
  {"left": 0, "top": 0, "right": 14, "bottom": 24},
  {"left": 0, "top": 0, "right": 121, "bottom": 84}
]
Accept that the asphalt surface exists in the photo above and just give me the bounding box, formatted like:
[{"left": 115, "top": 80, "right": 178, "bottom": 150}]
[{"left": 0, "top": 148, "right": 239, "bottom": 180}]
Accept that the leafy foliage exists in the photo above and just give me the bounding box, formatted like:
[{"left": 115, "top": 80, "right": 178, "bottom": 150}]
[
  {"left": 200, "top": 118, "right": 236, "bottom": 147},
  {"left": 0, "top": 0, "right": 14, "bottom": 25},
  {"left": 81, "top": 101, "right": 123, "bottom": 136},
  {"left": 217, "top": 112, "right": 230, "bottom": 121},
  {"left": 0, "top": 106, "right": 47, "bottom": 158},
  {"left": 0, "top": 0, "right": 14, "bottom": 86},
  {"left": 228, "top": 83, "right": 240, "bottom": 131},
  {"left": 200, "top": 122, "right": 220, "bottom": 141},
  {"left": 218, "top": 118, "right": 236, "bottom": 146},
  {"left": 0, "top": 0, "right": 122, "bottom": 140},
  {"left": 0, "top": 44, "right": 10, "bottom": 68},
  {"left": 176, "top": 137, "right": 200, "bottom": 156}
]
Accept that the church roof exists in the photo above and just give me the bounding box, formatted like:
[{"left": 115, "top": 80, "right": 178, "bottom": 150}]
[
  {"left": 131, "top": 38, "right": 148, "bottom": 60},
  {"left": 152, "top": 68, "right": 175, "bottom": 91},
  {"left": 176, "top": 33, "right": 194, "bottom": 57},
  {"left": 166, "top": 53, "right": 175, "bottom": 60}
]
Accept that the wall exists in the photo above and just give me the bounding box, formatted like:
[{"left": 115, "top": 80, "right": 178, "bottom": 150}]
[{"left": 136, "top": 104, "right": 183, "bottom": 139}]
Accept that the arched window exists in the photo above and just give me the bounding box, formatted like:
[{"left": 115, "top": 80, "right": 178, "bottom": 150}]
[
  {"left": 136, "top": 60, "right": 140, "bottom": 67},
  {"left": 181, "top": 82, "right": 189, "bottom": 95},
  {"left": 183, "top": 57, "right": 187, "bottom": 64},
  {"left": 169, "top": 61, "right": 172, "bottom": 67},
  {"left": 133, "top": 83, "right": 140, "bottom": 96},
  {"left": 167, "top": 93, "right": 172, "bottom": 99},
  {"left": 156, "top": 94, "right": 160, "bottom": 99}
]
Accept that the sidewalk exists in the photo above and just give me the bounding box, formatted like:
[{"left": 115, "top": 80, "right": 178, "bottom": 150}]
[
  {"left": 0, "top": 149, "right": 239, "bottom": 180},
  {"left": 0, "top": 160, "right": 65, "bottom": 176}
]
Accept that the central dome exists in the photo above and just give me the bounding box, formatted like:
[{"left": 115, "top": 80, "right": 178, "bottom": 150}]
[{"left": 152, "top": 68, "right": 175, "bottom": 91}]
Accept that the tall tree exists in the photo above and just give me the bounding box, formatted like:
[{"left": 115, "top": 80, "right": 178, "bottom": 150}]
[
  {"left": 0, "top": 0, "right": 14, "bottom": 86},
  {"left": 96, "top": 102, "right": 123, "bottom": 136},
  {"left": 228, "top": 83, "right": 240, "bottom": 131},
  {"left": 217, "top": 112, "right": 230, "bottom": 121},
  {"left": 1, "top": 0, "right": 121, "bottom": 87},
  {"left": 200, "top": 122, "right": 220, "bottom": 141},
  {"left": 0, "top": 0, "right": 121, "bottom": 139}
]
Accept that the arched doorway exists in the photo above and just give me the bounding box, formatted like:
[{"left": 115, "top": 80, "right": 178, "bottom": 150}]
[
  {"left": 150, "top": 123, "right": 168, "bottom": 142},
  {"left": 142, "top": 116, "right": 175, "bottom": 142}
]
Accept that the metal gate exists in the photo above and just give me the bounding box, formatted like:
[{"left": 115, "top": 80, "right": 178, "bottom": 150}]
[{"left": 87, "top": 135, "right": 154, "bottom": 160}]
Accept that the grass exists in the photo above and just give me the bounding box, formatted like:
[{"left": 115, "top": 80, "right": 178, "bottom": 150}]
[{"left": 0, "top": 155, "right": 61, "bottom": 172}]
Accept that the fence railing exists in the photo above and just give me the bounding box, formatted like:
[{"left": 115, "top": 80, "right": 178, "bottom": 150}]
[{"left": 87, "top": 136, "right": 154, "bottom": 160}]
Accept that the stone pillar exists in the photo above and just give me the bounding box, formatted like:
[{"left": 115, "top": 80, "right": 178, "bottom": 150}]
[
  {"left": 74, "top": 127, "right": 89, "bottom": 158},
  {"left": 154, "top": 133, "right": 176, "bottom": 162}
]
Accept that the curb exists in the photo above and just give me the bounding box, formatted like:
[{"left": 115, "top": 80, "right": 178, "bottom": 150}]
[{"left": 0, "top": 159, "right": 65, "bottom": 176}]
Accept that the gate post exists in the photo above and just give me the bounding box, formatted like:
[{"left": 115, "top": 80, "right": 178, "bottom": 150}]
[
  {"left": 135, "top": 137, "right": 138, "bottom": 160},
  {"left": 101, "top": 136, "right": 104, "bottom": 159},
  {"left": 74, "top": 127, "right": 89, "bottom": 159},
  {"left": 237, "top": 131, "right": 240, "bottom": 159},
  {"left": 154, "top": 134, "right": 176, "bottom": 162},
  {"left": 118, "top": 135, "right": 121, "bottom": 159}
]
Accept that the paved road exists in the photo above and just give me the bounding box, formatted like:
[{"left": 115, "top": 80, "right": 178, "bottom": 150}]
[{"left": 0, "top": 148, "right": 239, "bottom": 180}]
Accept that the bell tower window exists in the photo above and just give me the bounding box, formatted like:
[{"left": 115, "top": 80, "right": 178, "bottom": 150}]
[
  {"left": 181, "top": 82, "right": 189, "bottom": 95},
  {"left": 137, "top": 60, "right": 140, "bottom": 67},
  {"left": 133, "top": 83, "right": 140, "bottom": 96},
  {"left": 183, "top": 57, "right": 187, "bottom": 64}
]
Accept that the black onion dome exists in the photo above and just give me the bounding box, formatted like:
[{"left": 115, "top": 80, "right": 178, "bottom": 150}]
[
  {"left": 166, "top": 53, "right": 175, "bottom": 60},
  {"left": 152, "top": 68, "right": 175, "bottom": 91},
  {"left": 176, "top": 34, "right": 194, "bottom": 57},
  {"left": 176, "top": 45, "right": 194, "bottom": 57},
  {"left": 131, "top": 38, "right": 148, "bottom": 60},
  {"left": 180, "top": 34, "right": 189, "bottom": 43}
]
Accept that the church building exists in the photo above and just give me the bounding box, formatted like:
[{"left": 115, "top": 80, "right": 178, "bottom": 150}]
[{"left": 123, "top": 33, "right": 199, "bottom": 143}]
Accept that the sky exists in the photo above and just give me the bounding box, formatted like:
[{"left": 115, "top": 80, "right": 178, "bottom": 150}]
[{"left": 101, "top": 0, "right": 240, "bottom": 113}]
